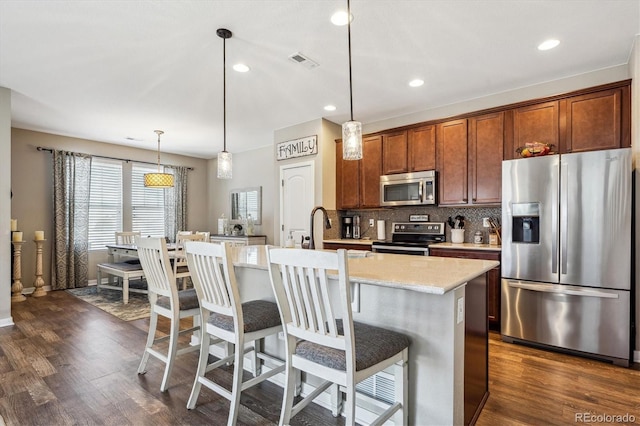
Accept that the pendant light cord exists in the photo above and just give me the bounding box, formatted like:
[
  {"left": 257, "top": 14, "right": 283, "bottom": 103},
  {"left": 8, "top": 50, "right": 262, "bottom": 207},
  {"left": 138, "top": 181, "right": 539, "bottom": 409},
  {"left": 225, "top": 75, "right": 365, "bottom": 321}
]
[
  {"left": 223, "top": 35, "right": 227, "bottom": 153},
  {"left": 155, "top": 130, "right": 164, "bottom": 172},
  {"left": 347, "top": 0, "right": 354, "bottom": 122}
]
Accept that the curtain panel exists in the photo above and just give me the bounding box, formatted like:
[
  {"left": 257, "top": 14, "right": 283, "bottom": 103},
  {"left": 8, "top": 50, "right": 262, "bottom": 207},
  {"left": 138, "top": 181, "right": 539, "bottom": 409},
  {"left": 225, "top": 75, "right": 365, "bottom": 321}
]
[
  {"left": 52, "top": 150, "right": 91, "bottom": 289},
  {"left": 164, "top": 165, "right": 188, "bottom": 242}
]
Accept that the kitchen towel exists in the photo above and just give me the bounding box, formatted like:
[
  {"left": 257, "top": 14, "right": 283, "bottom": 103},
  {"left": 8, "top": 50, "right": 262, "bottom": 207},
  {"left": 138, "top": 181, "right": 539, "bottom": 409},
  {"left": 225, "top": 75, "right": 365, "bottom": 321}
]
[{"left": 377, "top": 220, "right": 386, "bottom": 240}]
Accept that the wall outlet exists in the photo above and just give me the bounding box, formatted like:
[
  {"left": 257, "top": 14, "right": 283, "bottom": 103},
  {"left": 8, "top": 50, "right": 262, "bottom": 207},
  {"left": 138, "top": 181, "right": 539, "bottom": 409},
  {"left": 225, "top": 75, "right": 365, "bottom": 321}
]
[
  {"left": 483, "top": 217, "right": 491, "bottom": 228},
  {"left": 369, "top": 218, "right": 375, "bottom": 227},
  {"left": 278, "top": 331, "right": 285, "bottom": 340}
]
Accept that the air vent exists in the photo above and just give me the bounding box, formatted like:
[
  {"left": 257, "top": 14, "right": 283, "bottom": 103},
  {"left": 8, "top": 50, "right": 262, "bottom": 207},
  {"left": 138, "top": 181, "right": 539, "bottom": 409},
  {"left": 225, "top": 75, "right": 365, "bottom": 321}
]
[{"left": 288, "top": 52, "right": 319, "bottom": 69}]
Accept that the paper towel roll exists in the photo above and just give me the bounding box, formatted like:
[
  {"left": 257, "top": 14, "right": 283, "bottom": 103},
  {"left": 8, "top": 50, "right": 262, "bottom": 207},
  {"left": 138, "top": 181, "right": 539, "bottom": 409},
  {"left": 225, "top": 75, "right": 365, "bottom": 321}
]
[{"left": 377, "top": 220, "right": 386, "bottom": 240}]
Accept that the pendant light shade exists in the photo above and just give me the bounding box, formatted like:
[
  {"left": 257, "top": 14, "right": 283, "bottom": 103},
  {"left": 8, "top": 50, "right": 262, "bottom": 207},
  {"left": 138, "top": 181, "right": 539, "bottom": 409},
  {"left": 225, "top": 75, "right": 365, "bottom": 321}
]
[
  {"left": 217, "top": 28, "right": 233, "bottom": 179},
  {"left": 144, "top": 130, "right": 174, "bottom": 188},
  {"left": 342, "top": 120, "right": 362, "bottom": 160},
  {"left": 217, "top": 151, "right": 233, "bottom": 179},
  {"left": 342, "top": 0, "right": 362, "bottom": 160}
]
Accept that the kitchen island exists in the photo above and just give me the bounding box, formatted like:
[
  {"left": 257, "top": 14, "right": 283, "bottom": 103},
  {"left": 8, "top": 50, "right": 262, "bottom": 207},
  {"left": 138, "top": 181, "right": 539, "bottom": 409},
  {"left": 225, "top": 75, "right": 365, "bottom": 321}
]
[{"left": 227, "top": 246, "right": 499, "bottom": 425}]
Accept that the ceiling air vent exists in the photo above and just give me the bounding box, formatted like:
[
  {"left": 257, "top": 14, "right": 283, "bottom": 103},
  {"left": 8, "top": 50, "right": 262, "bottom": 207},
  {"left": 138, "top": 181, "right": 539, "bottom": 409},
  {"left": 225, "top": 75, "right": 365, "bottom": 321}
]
[{"left": 288, "top": 52, "right": 319, "bottom": 69}]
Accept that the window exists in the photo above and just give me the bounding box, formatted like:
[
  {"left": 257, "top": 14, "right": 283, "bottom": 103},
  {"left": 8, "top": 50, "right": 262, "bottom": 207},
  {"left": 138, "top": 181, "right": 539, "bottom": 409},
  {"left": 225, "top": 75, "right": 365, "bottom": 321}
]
[
  {"left": 88, "top": 159, "right": 122, "bottom": 250},
  {"left": 88, "top": 161, "right": 168, "bottom": 250},
  {"left": 132, "top": 164, "right": 166, "bottom": 238}
]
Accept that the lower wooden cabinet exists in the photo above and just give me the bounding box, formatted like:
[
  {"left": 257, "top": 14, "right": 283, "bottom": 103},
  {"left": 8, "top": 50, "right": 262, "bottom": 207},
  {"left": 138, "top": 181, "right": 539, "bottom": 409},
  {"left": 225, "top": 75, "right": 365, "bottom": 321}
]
[
  {"left": 429, "top": 248, "right": 501, "bottom": 329},
  {"left": 323, "top": 242, "right": 372, "bottom": 251}
]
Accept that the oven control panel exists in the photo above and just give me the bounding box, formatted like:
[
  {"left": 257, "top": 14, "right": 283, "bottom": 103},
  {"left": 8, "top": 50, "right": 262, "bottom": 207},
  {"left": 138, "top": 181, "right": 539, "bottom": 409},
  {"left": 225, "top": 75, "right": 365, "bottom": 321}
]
[{"left": 392, "top": 222, "right": 445, "bottom": 235}]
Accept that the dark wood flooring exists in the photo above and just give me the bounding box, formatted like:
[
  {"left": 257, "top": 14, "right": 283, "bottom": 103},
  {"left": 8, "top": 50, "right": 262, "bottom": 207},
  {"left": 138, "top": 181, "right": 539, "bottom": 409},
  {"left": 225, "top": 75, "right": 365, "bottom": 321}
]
[{"left": 1, "top": 290, "right": 639, "bottom": 425}]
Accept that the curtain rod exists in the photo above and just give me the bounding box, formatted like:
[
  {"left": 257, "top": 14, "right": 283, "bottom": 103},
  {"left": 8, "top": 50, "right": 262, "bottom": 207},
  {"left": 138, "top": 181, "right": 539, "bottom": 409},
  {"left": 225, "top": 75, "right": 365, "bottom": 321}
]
[{"left": 36, "top": 146, "right": 194, "bottom": 171}]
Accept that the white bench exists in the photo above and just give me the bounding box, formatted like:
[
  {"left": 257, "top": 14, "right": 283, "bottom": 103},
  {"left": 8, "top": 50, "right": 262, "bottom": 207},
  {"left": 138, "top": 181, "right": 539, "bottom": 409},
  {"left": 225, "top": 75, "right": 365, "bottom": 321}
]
[{"left": 96, "top": 262, "right": 147, "bottom": 304}]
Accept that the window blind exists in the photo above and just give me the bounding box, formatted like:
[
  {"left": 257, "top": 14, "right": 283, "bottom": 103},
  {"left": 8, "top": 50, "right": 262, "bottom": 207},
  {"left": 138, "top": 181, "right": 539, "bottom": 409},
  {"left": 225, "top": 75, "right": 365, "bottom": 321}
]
[
  {"left": 132, "top": 164, "right": 166, "bottom": 237},
  {"left": 88, "top": 159, "right": 122, "bottom": 250}
]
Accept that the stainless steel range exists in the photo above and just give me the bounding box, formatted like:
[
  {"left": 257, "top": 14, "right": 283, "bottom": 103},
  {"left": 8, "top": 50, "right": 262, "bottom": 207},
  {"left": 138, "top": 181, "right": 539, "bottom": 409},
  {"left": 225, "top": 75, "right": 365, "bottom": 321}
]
[{"left": 371, "top": 222, "right": 445, "bottom": 256}]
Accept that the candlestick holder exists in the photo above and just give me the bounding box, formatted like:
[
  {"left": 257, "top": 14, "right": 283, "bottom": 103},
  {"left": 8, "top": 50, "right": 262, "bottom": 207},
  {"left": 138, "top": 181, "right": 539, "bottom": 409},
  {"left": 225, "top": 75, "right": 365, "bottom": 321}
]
[
  {"left": 32, "top": 239, "right": 47, "bottom": 297},
  {"left": 11, "top": 240, "right": 26, "bottom": 302}
]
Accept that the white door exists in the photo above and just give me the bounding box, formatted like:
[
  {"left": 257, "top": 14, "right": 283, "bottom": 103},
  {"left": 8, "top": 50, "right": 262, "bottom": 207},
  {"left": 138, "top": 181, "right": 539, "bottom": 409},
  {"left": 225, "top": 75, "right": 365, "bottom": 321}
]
[{"left": 280, "top": 161, "right": 314, "bottom": 248}]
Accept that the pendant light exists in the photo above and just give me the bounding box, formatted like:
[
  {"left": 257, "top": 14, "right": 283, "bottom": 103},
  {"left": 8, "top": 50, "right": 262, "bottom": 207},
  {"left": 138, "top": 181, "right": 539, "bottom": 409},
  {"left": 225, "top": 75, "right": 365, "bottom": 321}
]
[
  {"left": 342, "top": 0, "right": 362, "bottom": 160},
  {"left": 144, "top": 130, "right": 174, "bottom": 188},
  {"left": 217, "top": 28, "right": 233, "bottom": 179}
]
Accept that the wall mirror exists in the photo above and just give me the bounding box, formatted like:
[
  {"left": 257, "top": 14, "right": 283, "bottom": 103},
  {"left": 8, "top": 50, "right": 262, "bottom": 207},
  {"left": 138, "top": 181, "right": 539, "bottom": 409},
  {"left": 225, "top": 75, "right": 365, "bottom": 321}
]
[{"left": 230, "top": 186, "right": 262, "bottom": 225}]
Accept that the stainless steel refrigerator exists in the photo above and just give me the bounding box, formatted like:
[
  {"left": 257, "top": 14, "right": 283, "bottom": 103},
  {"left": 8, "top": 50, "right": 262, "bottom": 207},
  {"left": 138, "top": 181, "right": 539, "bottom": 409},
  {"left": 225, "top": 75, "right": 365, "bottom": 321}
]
[{"left": 501, "top": 147, "right": 632, "bottom": 366}]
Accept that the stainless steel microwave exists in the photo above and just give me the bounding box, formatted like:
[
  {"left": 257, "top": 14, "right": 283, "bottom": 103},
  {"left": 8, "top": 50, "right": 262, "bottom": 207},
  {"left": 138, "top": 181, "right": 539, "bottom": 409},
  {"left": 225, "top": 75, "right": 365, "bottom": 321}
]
[{"left": 380, "top": 170, "right": 437, "bottom": 206}]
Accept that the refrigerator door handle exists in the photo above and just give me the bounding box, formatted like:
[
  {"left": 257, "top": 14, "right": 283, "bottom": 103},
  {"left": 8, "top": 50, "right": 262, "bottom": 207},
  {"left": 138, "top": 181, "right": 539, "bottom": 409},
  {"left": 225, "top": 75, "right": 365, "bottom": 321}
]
[
  {"left": 551, "top": 162, "right": 559, "bottom": 274},
  {"left": 506, "top": 281, "right": 620, "bottom": 299},
  {"left": 560, "top": 160, "right": 568, "bottom": 275}
]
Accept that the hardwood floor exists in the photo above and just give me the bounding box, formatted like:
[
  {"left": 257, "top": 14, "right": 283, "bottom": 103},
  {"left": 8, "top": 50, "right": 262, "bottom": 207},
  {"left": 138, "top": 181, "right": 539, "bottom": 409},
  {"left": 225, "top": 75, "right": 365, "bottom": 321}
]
[{"left": 1, "top": 290, "right": 638, "bottom": 425}]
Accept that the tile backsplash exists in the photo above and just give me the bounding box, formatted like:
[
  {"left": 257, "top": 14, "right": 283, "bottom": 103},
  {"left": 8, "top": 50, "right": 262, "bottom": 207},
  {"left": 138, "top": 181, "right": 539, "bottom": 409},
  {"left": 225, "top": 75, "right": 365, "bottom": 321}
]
[{"left": 326, "top": 206, "right": 502, "bottom": 243}]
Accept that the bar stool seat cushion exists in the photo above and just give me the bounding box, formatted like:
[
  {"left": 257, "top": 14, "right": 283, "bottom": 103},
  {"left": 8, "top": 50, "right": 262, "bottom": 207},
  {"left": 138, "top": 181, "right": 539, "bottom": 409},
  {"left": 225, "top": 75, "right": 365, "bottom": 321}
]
[
  {"left": 295, "top": 320, "right": 410, "bottom": 372},
  {"left": 209, "top": 300, "right": 281, "bottom": 333},
  {"left": 157, "top": 288, "right": 200, "bottom": 310}
]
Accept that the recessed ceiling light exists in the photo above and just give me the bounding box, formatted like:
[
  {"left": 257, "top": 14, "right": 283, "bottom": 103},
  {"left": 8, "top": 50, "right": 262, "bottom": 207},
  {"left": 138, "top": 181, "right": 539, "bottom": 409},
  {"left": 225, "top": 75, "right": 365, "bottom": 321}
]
[
  {"left": 538, "top": 39, "right": 560, "bottom": 51},
  {"left": 233, "top": 63, "right": 250, "bottom": 72},
  {"left": 331, "top": 10, "right": 352, "bottom": 26},
  {"left": 409, "top": 79, "right": 424, "bottom": 88},
  {"left": 324, "top": 105, "right": 337, "bottom": 111}
]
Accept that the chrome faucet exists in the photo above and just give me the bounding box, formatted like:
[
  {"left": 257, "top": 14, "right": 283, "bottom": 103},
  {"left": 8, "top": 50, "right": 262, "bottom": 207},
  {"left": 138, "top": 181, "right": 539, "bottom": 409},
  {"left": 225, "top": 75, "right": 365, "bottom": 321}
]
[{"left": 308, "top": 206, "right": 332, "bottom": 250}]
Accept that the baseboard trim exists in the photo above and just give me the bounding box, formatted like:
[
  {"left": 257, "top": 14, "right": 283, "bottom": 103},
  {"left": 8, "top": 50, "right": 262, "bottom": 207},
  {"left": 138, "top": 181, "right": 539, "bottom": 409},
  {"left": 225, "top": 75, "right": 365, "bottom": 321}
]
[
  {"left": 0, "top": 317, "right": 15, "bottom": 328},
  {"left": 634, "top": 350, "right": 639, "bottom": 363}
]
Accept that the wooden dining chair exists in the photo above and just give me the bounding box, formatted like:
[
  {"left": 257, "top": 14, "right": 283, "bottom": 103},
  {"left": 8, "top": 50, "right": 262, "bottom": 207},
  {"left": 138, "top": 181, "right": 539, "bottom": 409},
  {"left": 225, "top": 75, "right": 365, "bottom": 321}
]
[
  {"left": 135, "top": 237, "right": 200, "bottom": 392},
  {"left": 265, "top": 247, "right": 410, "bottom": 426},
  {"left": 185, "top": 241, "right": 284, "bottom": 425},
  {"left": 194, "top": 231, "right": 210, "bottom": 241},
  {"left": 174, "top": 232, "right": 207, "bottom": 290}
]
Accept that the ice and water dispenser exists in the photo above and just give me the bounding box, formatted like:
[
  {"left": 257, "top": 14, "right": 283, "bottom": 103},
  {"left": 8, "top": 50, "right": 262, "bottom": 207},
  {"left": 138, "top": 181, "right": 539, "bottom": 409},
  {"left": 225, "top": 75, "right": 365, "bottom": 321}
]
[{"left": 511, "top": 202, "right": 540, "bottom": 244}]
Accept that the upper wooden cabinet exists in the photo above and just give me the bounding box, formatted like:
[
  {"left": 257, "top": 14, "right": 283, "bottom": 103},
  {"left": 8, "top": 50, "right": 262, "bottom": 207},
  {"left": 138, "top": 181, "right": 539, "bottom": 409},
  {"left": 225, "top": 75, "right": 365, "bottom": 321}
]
[
  {"left": 437, "top": 119, "right": 468, "bottom": 205},
  {"left": 382, "top": 126, "right": 436, "bottom": 175},
  {"left": 510, "top": 101, "right": 559, "bottom": 160},
  {"left": 562, "top": 86, "right": 629, "bottom": 153},
  {"left": 335, "top": 136, "right": 382, "bottom": 210},
  {"left": 382, "top": 131, "right": 408, "bottom": 174},
  {"left": 360, "top": 135, "right": 383, "bottom": 208},
  {"left": 469, "top": 112, "right": 504, "bottom": 204},
  {"left": 336, "top": 140, "right": 360, "bottom": 209},
  {"left": 409, "top": 125, "right": 436, "bottom": 172}
]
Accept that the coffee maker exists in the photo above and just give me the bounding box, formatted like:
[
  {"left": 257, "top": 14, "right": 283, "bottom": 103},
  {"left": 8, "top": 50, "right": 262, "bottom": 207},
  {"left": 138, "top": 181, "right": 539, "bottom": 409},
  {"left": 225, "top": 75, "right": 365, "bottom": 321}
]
[
  {"left": 342, "top": 216, "right": 353, "bottom": 239},
  {"left": 353, "top": 215, "right": 361, "bottom": 239}
]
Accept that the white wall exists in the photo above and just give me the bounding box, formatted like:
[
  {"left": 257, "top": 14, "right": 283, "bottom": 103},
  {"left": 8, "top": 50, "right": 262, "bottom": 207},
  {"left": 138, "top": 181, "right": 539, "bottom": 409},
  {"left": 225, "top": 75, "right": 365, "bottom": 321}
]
[
  {"left": 364, "top": 65, "right": 630, "bottom": 134},
  {"left": 0, "top": 88, "right": 13, "bottom": 326},
  {"left": 207, "top": 145, "right": 276, "bottom": 243}
]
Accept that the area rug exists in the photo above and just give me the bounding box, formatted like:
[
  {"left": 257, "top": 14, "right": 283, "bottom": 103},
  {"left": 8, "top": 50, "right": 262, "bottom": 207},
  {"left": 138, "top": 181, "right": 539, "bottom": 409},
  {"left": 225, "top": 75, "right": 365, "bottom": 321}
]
[{"left": 67, "top": 284, "right": 150, "bottom": 321}]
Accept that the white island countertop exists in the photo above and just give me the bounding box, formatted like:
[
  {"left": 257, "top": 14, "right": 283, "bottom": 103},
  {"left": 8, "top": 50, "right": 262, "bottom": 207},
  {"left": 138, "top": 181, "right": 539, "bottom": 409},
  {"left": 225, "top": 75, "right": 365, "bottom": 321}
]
[{"left": 231, "top": 246, "right": 499, "bottom": 295}]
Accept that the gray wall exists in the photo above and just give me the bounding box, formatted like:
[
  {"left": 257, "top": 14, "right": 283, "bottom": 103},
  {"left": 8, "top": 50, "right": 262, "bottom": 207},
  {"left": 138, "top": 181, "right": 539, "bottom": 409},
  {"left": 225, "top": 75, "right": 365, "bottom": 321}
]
[{"left": 10, "top": 128, "right": 209, "bottom": 286}]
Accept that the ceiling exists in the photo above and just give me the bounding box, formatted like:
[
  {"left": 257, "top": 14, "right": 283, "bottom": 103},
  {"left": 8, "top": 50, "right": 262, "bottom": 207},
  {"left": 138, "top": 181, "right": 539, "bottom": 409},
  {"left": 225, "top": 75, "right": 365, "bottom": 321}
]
[{"left": 1, "top": 1, "right": 638, "bottom": 159}]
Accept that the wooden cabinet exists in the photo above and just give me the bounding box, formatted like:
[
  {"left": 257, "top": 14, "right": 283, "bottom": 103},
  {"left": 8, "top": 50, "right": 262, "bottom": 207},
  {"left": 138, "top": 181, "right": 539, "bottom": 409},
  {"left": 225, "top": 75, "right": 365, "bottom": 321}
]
[
  {"left": 429, "top": 247, "right": 501, "bottom": 329},
  {"left": 409, "top": 125, "right": 436, "bottom": 172},
  {"left": 336, "top": 136, "right": 382, "bottom": 210},
  {"left": 563, "top": 85, "right": 629, "bottom": 153},
  {"left": 323, "top": 242, "right": 372, "bottom": 251},
  {"left": 510, "top": 101, "right": 559, "bottom": 160},
  {"left": 360, "top": 135, "right": 383, "bottom": 208},
  {"left": 469, "top": 112, "right": 504, "bottom": 204},
  {"left": 382, "top": 131, "right": 408, "bottom": 174},
  {"left": 336, "top": 140, "right": 360, "bottom": 209},
  {"left": 437, "top": 119, "right": 468, "bottom": 205},
  {"left": 381, "top": 126, "right": 436, "bottom": 175}
]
